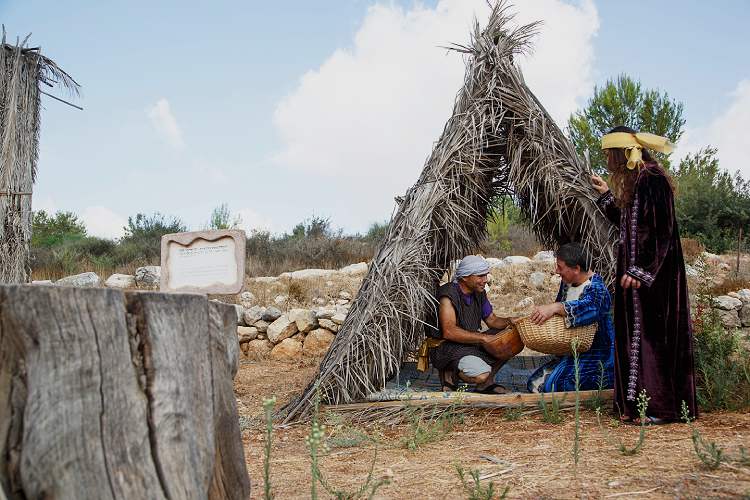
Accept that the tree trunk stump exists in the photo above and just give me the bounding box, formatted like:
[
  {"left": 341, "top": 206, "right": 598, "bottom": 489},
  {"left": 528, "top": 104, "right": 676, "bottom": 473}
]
[{"left": 0, "top": 285, "right": 250, "bottom": 500}]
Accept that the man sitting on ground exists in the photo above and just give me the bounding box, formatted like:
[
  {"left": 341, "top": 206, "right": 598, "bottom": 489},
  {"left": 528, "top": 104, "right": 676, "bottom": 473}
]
[
  {"left": 428, "top": 255, "right": 519, "bottom": 393},
  {"left": 526, "top": 242, "right": 615, "bottom": 393}
]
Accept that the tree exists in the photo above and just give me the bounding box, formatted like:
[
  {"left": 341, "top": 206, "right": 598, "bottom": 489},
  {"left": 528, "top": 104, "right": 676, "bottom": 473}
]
[
  {"left": 568, "top": 74, "right": 685, "bottom": 174},
  {"left": 207, "top": 203, "right": 242, "bottom": 230},
  {"left": 31, "top": 210, "right": 87, "bottom": 247},
  {"left": 674, "top": 148, "right": 750, "bottom": 253}
]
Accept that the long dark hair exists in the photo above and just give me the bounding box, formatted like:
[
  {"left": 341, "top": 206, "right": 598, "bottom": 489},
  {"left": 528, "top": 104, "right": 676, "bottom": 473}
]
[{"left": 604, "top": 125, "right": 673, "bottom": 207}]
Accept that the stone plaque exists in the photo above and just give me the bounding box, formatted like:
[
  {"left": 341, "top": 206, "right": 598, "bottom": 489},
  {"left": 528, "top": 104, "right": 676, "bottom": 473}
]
[{"left": 160, "top": 230, "right": 246, "bottom": 294}]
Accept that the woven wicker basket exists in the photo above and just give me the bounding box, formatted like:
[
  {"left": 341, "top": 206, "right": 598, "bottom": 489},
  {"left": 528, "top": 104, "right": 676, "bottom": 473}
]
[{"left": 516, "top": 316, "right": 597, "bottom": 355}]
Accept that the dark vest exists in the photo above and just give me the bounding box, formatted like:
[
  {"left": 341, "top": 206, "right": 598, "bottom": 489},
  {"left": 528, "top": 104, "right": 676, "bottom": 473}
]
[{"left": 425, "top": 282, "right": 485, "bottom": 338}]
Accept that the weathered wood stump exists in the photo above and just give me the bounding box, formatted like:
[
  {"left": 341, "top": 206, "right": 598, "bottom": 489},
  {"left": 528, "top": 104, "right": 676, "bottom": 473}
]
[{"left": 0, "top": 285, "right": 250, "bottom": 500}]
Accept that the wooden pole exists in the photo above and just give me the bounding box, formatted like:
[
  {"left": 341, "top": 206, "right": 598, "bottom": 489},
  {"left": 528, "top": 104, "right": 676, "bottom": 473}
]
[{"left": 0, "top": 285, "right": 250, "bottom": 500}]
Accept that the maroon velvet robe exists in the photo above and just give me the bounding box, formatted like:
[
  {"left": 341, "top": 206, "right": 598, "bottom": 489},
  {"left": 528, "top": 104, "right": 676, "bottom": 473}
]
[{"left": 597, "top": 162, "right": 698, "bottom": 421}]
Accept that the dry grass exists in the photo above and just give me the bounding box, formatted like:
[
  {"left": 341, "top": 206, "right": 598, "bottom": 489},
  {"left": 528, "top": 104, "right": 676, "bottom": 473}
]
[{"left": 236, "top": 360, "right": 750, "bottom": 499}]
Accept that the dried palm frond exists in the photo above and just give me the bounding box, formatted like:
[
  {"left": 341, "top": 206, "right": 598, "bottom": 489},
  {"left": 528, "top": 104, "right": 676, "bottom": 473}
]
[
  {"left": 0, "top": 29, "right": 79, "bottom": 283},
  {"left": 281, "top": 2, "right": 617, "bottom": 422}
]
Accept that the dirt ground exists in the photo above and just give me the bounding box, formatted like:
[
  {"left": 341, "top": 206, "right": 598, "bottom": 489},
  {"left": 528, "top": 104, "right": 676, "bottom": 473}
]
[{"left": 235, "top": 359, "right": 750, "bottom": 499}]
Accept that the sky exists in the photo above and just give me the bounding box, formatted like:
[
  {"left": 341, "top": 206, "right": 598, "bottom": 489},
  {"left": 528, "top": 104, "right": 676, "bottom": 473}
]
[{"left": 2, "top": 0, "right": 748, "bottom": 239}]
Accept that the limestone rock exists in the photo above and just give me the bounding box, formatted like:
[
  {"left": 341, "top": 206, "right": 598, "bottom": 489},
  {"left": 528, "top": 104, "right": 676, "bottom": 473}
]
[
  {"left": 529, "top": 272, "right": 547, "bottom": 290},
  {"left": 303, "top": 329, "right": 335, "bottom": 357},
  {"left": 289, "top": 308, "right": 318, "bottom": 333},
  {"left": 338, "top": 290, "right": 352, "bottom": 300},
  {"left": 242, "top": 339, "right": 273, "bottom": 359},
  {"left": 336, "top": 299, "right": 349, "bottom": 306},
  {"left": 313, "top": 297, "right": 326, "bottom": 306},
  {"left": 243, "top": 305, "right": 266, "bottom": 325},
  {"left": 31, "top": 280, "right": 53, "bottom": 285},
  {"left": 485, "top": 258, "right": 506, "bottom": 269},
  {"left": 685, "top": 264, "right": 699, "bottom": 278},
  {"left": 533, "top": 251, "right": 555, "bottom": 262},
  {"left": 339, "top": 262, "right": 368, "bottom": 275},
  {"left": 741, "top": 305, "right": 750, "bottom": 327},
  {"left": 319, "top": 318, "right": 339, "bottom": 333},
  {"left": 262, "top": 306, "right": 283, "bottom": 322},
  {"left": 503, "top": 256, "right": 532, "bottom": 266},
  {"left": 280, "top": 269, "right": 336, "bottom": 280},
  {"left": 104, "top": 273, "right": 135, "bottom": 289},
  {"left": 716, "top": 309, "right": 741, "bottom": 330},
  {"left": 316, "top": 308, "right": 336, "bottom": 320},
  {"left": 237, "top": 326, "right": 258, "bottom": 343},
  {"left": 56, "top": 272, "right": 101, "bottom": 288},
  {"left": 135, "top": 266, "right": 161, "bottom": 288},
  {"left": 714, "top": 295, "right": 743, "bottom": 311},
  {"left": 267, "top": 315, "right": 298, "bottom": 344},
  {"left": 274, "top": 295, "right": 288, "bottom": 306},
  {"left": 239, "top": 291, "right": 256, "bottom": 308},
  {"left": 270, "top": 338, "right": 303, "bottom": 363},
  {"left": 254, "top": 320, "right": 269, "bottom": 333},
  {"left": 331, "top": 313, "right": 347, "bottom": 325},
  {"left": 737, "top": 289, "right": 750, "bottom": 304},
  {"left": 250, "top": 276, "right": 278, "bottom": 284}
]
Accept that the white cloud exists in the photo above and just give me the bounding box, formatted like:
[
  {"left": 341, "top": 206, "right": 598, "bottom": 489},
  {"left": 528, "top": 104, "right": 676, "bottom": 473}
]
[
  {"left": 237, "top": 208, "right": 274, "bottom": 233},
  {"left": 675, "top": 79, "right": 750, "bottom": 179},
  {"left": 272, "top": 0, "right": 599, "bottom": 228},
  {"left": 148, "top": 98, "right": 185, "bottom": 149},
  {"left": 81, "top": 206, "right": 127, "bottom": 239}
]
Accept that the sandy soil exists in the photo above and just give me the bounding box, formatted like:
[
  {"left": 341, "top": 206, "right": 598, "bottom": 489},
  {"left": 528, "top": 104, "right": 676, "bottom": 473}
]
[{"left": 235, "top": 359, "right": 750, "bottom": 499}]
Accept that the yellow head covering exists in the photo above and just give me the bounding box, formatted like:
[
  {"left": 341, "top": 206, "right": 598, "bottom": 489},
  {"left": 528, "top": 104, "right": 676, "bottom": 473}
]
[{"left": 601, "top": 131, "right": 675, "bottom": 170}]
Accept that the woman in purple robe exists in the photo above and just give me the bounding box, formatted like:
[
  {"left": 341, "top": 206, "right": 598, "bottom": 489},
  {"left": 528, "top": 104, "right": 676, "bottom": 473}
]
[{"left": 591, "top": 125, "right": 698, "bottom": 423}]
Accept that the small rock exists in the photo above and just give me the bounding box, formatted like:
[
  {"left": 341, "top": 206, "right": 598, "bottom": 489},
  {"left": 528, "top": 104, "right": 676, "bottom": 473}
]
[
  {"left": 318, "top": 318, "right": 339, "bottom": 333},
  {"left": 274, "top": 295, "right": 288, "bottom": 306},
  {"left": 262, "top": 306, "right": 283, "bottom": 322},
  {"left": 254, "top": 320, "right": 269, "bottom": 333},
  {"left": 31, "top": 280, "right": 54, "bottom": 285},
  {"left": 338, "top": 290, "right": 352, "bottom": 300},
  {"left": 533, "top": 251, "right": 555, "bottom": 262},
  {"left": 250, "top": 276, "right": 278, "bottom": 284},
  {"left": 243, "top": 339, "right": 273, "bottom": 359},
  {"left": 485, "top": 257, "right": 506, "bottom": 269},
  {"left": 239, "top": 291, "right": 256, "bottom": 308},
  {"left": 503, "top": 255, "right": 532, "bottom": 266},
  {"left": 529, "top": 272, "right": 546, "bottom": 290},
  {"left": 303, "top": 329, "right": 335, "bottom": 357},
  {"left": 336, "top": 299, "right": 349, "bottom": 306},
  {"left": 685, "top": 264, "right": 699, "bottom": 278},
  {"left": 288, "top": 308, "right": 318, "bottom": 333},
  {"left": 714, "top": 295, "right": 743, "bottom": 311},
  {"left": 237, "top": 326, "right": 258, "bottom": 343},
  {"left": 313, "top": 297, "right": 326, "bottom": 306},
  {"left": 105, "top": 274, "right": 136, "bottom": 289},
  {"left": 515, "top": 297, "right": 534, "bottom": 310},
  {"left": 56, "top": 272, "right": 101, "bottom": 288},
  {"left": 331, "top": 313, "right": 346, "bottom": 325},
  {"left": 737, "top": 289, "right": 750, "bottom": 304},
  {"left": 243, "top": 305, "right": 266, "bottom": 325},
  {"left": 257, "top": 333, "right": 267, "bottom": 340},
  {"left": 134, "top": 266, "right": 161, "bottom": 288},
  {"left": 716, "top": 309, "right": 741, "bottom": 329},
  {"left": 267, "top": 315, "right": 299, "bottom": 344},
  {"left": 316, "top": 308, "right": 336, "bottom": 320},
  {"left": 740, "top": 304, "right": 750, "bottom": 327},
  {"left": 339, "top": 262, "right": 368, "bottom": 275},
  {"left": 270, "top": 338, "right": 303, "bottom": 363}
]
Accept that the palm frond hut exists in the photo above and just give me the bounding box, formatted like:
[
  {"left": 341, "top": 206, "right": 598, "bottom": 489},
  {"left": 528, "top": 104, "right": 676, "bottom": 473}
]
[
  {"left": 281, "top": 2, "right": 618, "bottom": 422},
  {"left": 0, "top": 30, "right": 79, "bottom": 283}
]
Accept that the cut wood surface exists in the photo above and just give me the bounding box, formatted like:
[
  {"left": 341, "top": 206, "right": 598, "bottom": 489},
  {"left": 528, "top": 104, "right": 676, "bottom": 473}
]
[{"left": 0, "top": 285, "right": 250, "bottom": 500}]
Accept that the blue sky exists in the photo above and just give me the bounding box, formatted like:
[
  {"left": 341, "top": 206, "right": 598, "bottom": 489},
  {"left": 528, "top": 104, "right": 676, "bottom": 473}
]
[{"left": 2, "top": 0, "right": 748, "bottom": 238}]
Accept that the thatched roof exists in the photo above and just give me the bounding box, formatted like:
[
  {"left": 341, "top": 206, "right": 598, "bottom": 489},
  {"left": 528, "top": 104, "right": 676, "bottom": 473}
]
[
  {"left": 280, "top": 2, "right": 618, "bottom": 421},
  {"left": 1, "top": 29, "right": 79, "bottom": 283}
]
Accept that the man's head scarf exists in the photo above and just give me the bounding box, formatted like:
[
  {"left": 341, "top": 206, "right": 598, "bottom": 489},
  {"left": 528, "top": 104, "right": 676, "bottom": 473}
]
[
  {"left": 455, "top": 255, "right": 490, "bottom": 280},
  {"left": 600, "top": 131, "right": 675, "bottom": 170}
]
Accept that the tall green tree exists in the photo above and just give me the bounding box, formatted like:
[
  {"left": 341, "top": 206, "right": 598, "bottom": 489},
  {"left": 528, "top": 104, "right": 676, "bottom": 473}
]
[
  {"left": 31, "top": 210, "right": 87, "bottom": 247},
  {"left": 568, "top": 74, "right": 685, "bottom": 174}
]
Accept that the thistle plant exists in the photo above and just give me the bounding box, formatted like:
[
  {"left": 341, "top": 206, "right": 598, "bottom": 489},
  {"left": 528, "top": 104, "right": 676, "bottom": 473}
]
[
  {"left": 681, "top": 400, "right": 724, "bottom": 469},
  {"left": 262, "top": 396, "right": 277, "bottom": 500},
  {"left": 595, "top": 389, "right": 650, "bottom": 456}
]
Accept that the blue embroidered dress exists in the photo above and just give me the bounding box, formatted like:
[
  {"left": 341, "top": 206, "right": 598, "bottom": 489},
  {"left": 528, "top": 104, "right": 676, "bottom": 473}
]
[{"left": 530, "top": 274, "right": 615, "bottom": 393}]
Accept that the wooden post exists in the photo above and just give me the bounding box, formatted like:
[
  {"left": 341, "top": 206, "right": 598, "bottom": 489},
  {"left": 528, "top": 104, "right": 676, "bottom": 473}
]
[{"left": 0, "top": 285, "right": 250, "bottom": 500}]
